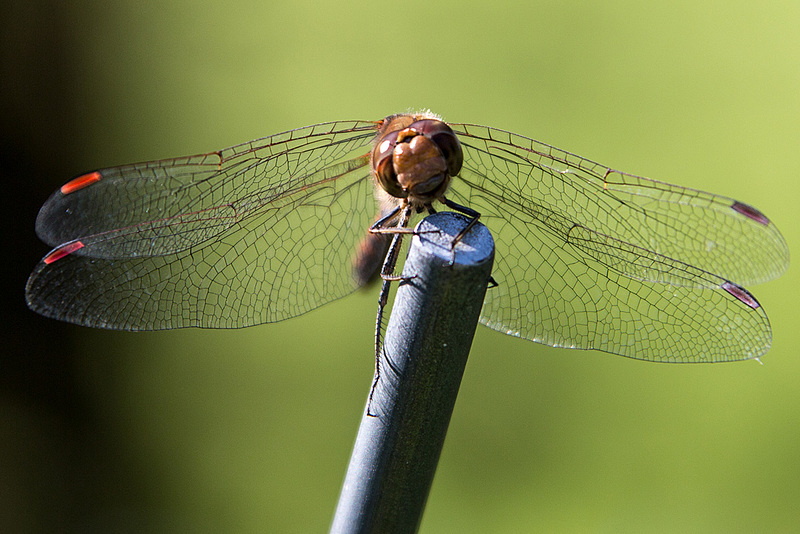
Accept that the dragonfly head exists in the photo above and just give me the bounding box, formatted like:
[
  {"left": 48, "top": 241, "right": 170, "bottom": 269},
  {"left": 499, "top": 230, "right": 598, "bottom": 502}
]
[{"left": 372, "top": 116, "right": 463, "bottom": 205}]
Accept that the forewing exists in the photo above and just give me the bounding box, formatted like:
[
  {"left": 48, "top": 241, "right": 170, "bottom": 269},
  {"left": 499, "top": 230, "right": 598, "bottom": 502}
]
[
  {"left": 450, "top": 124, "right": 788, "bottom": 286},
  {"left": 449, "top": 123, "right": 780, "bottom": 361},
  {"left": 26, "top": 121, "right": 380, "bottom": 330}
]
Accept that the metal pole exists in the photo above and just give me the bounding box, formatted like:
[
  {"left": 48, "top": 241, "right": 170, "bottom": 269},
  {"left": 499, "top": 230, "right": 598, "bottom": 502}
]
[{"left": 331, "top": 211, "right": 495, "bottom": 534}]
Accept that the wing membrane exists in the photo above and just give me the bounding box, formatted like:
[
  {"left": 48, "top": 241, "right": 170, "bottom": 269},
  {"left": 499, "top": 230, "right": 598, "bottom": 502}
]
[
  {"left": 450, "top": 123, "right": 788, "bottom": 286},
  {"left": 35, "top": 121, "right": 379, "bottom": 257},
  {"left": 449, "top": 123, "right": 785, "bottom": 361},
  {"left": 26, "top": 121, "right": 381, "bottom": 330}
]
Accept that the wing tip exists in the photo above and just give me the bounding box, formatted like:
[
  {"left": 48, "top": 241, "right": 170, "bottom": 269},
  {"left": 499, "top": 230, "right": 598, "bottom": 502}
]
[
  {"left": 43, "top": 241, "right": 85, "bottom": 264},
  {"left": 60, "top": 171, "right": 102, "bottom": 195},
  {"left": 731, "top": 200, "right": 770, "bottom": 226}
]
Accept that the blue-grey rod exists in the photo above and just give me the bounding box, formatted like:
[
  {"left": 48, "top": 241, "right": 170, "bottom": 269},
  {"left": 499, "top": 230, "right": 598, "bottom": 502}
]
[{"left": 330, "top": 211, "right": 495, "bottom": 534}]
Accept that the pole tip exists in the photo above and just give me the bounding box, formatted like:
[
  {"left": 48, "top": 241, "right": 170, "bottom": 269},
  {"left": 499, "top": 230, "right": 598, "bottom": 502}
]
[{"left": 413, "top": 211, "right": 495, "bottom": 267}]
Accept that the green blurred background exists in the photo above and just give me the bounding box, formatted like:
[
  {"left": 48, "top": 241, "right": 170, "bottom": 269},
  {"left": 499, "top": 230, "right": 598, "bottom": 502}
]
[{"left": 2, "top": 1, "right": 798, "bottom": 532}]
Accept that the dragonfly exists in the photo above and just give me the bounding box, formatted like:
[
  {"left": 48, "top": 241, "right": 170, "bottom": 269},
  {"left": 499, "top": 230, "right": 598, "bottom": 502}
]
[{"left": 26, "top": 111, "right": 789, "bottom": 364}]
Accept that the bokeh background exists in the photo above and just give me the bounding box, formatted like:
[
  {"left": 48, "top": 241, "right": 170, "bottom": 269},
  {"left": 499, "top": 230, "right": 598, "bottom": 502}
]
[{"left": 2, "top": 1, "right": 798, "bottom": 532}]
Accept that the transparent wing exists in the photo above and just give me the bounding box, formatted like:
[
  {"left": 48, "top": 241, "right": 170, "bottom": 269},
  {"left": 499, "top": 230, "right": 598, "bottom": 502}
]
[
  {"left": 26, "top": 120, "right": 381, "bottom": 330},
  {"left": 449, "top": 123, "right": 788, "bottom": 361}
]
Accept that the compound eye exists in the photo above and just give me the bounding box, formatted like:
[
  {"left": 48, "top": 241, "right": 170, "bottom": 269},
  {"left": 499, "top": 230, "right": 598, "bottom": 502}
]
[
  {"left": 432, "top": 130, "right": 462, "bottom": 176},
  {"left": 372, "top": 129, "right": 406, "bottom": 199},
  {"left": 375, "top": 156, "right": 406, "bottom": 198},
  {"left": 409, "top": 120, "right": 463, "bottom": 176},
  {"left": 373, "top": 129, "right": 398, "bottom": 162}
]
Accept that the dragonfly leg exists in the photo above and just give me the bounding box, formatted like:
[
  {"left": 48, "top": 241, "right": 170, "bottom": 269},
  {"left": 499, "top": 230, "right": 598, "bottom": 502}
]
[
  {"left": 441, "top": 196, "right": 483, "bottom": 265},
  {"left": 368, "top": 203, "right": 413, "bottom": 417},
  {"left": 368, "top": 205, "right": 415, "bottom": 236}
]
